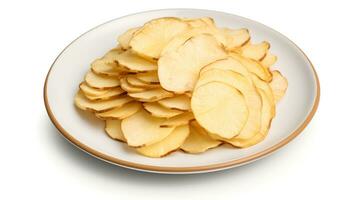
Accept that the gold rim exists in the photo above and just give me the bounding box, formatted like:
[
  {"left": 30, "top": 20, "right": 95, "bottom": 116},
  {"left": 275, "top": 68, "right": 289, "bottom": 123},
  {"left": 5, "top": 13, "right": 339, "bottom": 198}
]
[{"left": 43, "top": 9, "right": 320, "bottom": 173}]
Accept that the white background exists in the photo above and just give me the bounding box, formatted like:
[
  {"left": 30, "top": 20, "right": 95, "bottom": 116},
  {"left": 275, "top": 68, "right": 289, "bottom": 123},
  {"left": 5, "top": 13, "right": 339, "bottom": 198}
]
[{"left": 0, "top": 0, "right": 356, "bottom": 199}]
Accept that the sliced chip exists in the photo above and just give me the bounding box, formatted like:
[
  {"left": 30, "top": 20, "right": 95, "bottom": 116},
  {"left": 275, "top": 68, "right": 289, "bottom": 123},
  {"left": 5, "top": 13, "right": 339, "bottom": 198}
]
[
  {"left": 157, "top": 95, "right": 191, "bottom": 111},
  {"left": 251, "top": 75, "right": 275, "bottom": 108},
  {"left": 105, "top": 119, "right": 126, "bottom": 142},
  {"left": 83, "top": 87, "right": 125, "bottom": 101},
  {"left": 135, "top": 71, "right": 160, "bottom": 84},
  {"left": 129, "top": 17, "right": 190, "bottom": 59},
  {"left": 103, "top": 47, "right": 124, "bottom": 60},
  {"left": 85, "top": 71, "right": 121, "bottom": 89},
  {"left": 96, "top": 101, "right": 141, "bottom": 119},
  {"left": 181, "top": 121, "right": 222, "bottom": 153},
  {"left": 117, "top": 27, "right": 140, "bottom": 50},
  {"left": 191, "top": 81, "right": 249, "bottom": 139},
  {"left": 74, "top": 91, "right": 133, "bottom": 112},
  {"left": 183, "top": 17, "right": 215, "bottom": 28},
  {"left": 217, "top": 28, "right": 250, "bottom": 50},
  {"left": 196, "top": 69, "right": 262, "bottom": 139},
  {"left": 260, "top": 52, "right": 277, "bottom": 68},
  {"left": 158, "top": 34, "right": 227, "bottom": 93},
  {"left": 128, "top": 88, "right": 174, "bottom": 102},
  {"left": 143, "top": 102, "right": 184, "bottom": 118},
  {"left": 136, "top": 125, "right": 189, "bottom": 158},
  {"left": 222, "top": 89, "right": 275, "bottom": 147},
  {"left": 114, "top": 50, "right": 158, "bottom": 72},
  {"left": 269, "top": 70, "right": 288, "bottom": 103},
  {"left": 121, "top": 109, "right": 175, "bottom": 147},
  {"left": 230, "top": 53, "right": 272, "bottom": 82},
  {"left": 119, "top": 77, "right": 146, "bottom": 93},
  {"left": 160, "top": 112, "right": 195, "bottom": 127},
  {"left": 126, "top": 76, "right": 160, "bottom": 88},
  {"left": 236, "top": 41, "right": 270, "bottom": 61},
  {"left": 79, "top": 82, "right": 108, "bottom": 96},
  {"left": 91, "top": 59, "right": 121, "bottom": 77}
]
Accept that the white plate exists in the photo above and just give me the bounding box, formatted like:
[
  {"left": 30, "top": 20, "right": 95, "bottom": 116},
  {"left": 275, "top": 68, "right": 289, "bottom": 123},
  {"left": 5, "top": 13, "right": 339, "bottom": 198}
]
[{"left": 44, "top": 9, "right": 320, "bottom": 174}]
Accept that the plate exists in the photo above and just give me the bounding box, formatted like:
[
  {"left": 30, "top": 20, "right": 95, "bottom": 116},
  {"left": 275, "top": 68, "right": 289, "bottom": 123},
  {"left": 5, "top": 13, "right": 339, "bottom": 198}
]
[{"left": 44, "top": 9, "right": 320, "bottom": 174}]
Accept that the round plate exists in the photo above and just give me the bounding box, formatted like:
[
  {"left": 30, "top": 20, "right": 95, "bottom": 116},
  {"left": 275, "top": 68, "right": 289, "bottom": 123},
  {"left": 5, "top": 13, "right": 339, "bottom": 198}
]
[{"left": 44, "top": 9, "right": 320, "bottom": 174}]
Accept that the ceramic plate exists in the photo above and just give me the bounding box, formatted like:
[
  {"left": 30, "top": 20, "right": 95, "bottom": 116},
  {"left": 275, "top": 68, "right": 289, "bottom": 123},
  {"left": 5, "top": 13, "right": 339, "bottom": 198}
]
[{"left": 44, "top": 9, "right": 320, "bottom": 174}]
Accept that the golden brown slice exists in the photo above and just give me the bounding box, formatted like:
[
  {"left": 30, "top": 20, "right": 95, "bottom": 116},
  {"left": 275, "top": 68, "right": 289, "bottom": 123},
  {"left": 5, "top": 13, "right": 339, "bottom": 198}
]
[
  {"left": 129, "top": 17, "right": 190, "bottom": 59},
  {"left": 83, "top": 87, "right": 125, "bottom": 101},
  {"left": 237, "top": 41, "right": 270, "bottom": 61},
  {"left": 230, "top": 53, "right": 272, "bottom": 82},
  {"left": 157, "top": 95, "right": 191, "bottom": 111},
  {"left": 196, "top": 69, "right": 262, "bottom": 140},
  {"left": 136, "top": 125, "right": 189, "bottom": 158},
  {"left": 115, "top": 50, "right": 158, "bottom": 72},
  {"left": 105, "top": 119, "right": 126, "bottom": 142},
  {"left": 143, "top": 102, "right": 184, "bottom": 118},
  {"left": 222, "top": 89, "right": 275, "bottom": 147},
  {"left": 191, "top": 81, "right": 249, "bottom": 139},
  {"left": 74, "top": 91, "right": 133, "bottom": 112},
  {"left": 85, "top": 71, "right": 121, "bottom": 89},
  {"left": 158, "top": 34, "right": 227, "bottom": 93},
  {"left": 126, "top": 76, "right": 160, "bottom": 88},
  {"left": 160, "top": 112, "right": 195, "bottom": 127},
  {"left": 119, "top": 77, "right": 146, "bottom": 93},
  {"left": 260, "top": 52, "right": 277, "bottom": 68},
  {"left": 127, "top": 88, "right": 174, "bottom": 102},
  {"left": 121, "top": 109, "right": 175, "bottom": 147},
  {"left": 134, "top": 71, "right": 160, "bottom": 84},
  {"left": 269, "top": 70, "right": 288, "bottom": 103},
  {"left": 117, "top": 27, "right": 140, "bottom": 50},
  {"left": 91, "top": 59, "right": 121, "bottom": 77},
  {"left": 95, "top": 101, "right": 141, "bottom": 119},
  {"left": 181, "top": 121, "right": 222, "bottom": 153},
  {"left": 79, "top": 82, "right": 108, "bottom": 96}
]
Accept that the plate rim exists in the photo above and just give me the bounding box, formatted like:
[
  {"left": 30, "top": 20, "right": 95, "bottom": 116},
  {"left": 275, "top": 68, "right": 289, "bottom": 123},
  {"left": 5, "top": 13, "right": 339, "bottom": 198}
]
[{"left": 43, "top": 8, "right": 320, "bottom": 173}]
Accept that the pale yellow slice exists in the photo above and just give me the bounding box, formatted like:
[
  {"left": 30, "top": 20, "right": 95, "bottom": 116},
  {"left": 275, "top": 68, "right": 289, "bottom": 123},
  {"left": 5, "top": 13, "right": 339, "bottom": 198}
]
[
  {"left": 237, "top": 41, "right": 270, "bottom": 61},
  {"left": 160, "top": 112, "right": 195, "bottom": 127},
  {"left": 119, "top": 77, "right": 146, "bottom": 93},
  {"left": 143, "top": 102, "right": 184, "bottom": 118},
  {"left": 96, "top": 101, "right": 141, "bottom": 119},
  {"left": 128, "top": 88, "right": 174, "bottom": 102},
  {"left": 83, "top": 87, "right": 125, "bottom": 101},
  {"left": 191, "top": 81, "right": 249, "bottom": 139},
  {"left": 269, "top": 70, "right": 288, "bottom": 103},
  {"left": 121, "top": 109, "right": 175, "bottom": 147},
  {"left": 136, "top": 125, "right": 189, "bottom": 158},
  {"left": 79, "top": 82, "right": 108, "bottom": 96},
  {"left": 115, "top": 50, "right": 158, "bottom": 72},
  {"left": 105, "top": 119, "right": 126, "bottom": 142},
  {"left": 85, "top": 71, "right": 121, "bottom": 89},
  {"left": 117, "top": 27, "right": 140, "bottom": 50},
  {"left": 157, "top": 95, "right": 191, "bottom": 111},
  {"left": 260, "top": 52, "right": 277, "bottom": 68},
  {"left": 134, "top": 71, "right": 160, "bottom": 84},
  {"left": 126, "top": 76, "right": 160, "bottom": 89},
  {"left": 91, "top": 59, "right": 121, "bottom": 77}
]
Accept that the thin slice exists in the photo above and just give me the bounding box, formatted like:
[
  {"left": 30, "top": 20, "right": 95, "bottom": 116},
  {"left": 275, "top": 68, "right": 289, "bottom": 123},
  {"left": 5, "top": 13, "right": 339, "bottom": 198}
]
[
  {"left": 160, "top": 112, "right": 195, "bottom": 127},
  {"left": 143, "top": 102, "right": 183, "bottom": 118},
  {"left": 157, "top": 95, "right": 191, "bottom": 111},
  {"left": 74, "top": 91, "right": 133, "bottom": 112},
  {"left": 196, "top": 69, "right": 262, "bottom": 139},
  {"left": 223, "top": 89, "right": 275, "bottom": 147},
  {"left": 237, "top": 41, "right": 270, "bottom": 61},
  {"left": 269, "top": 70, "right": 288, "bottom": 103},
  {"left": 85, "top": 71, "right": 121, "bottom": 89},
  {"left": 115, "top": 50, "right": 158, "bottom": 72},
  {"left": 83, "top": 87, "right": 125, "bottom": 101},
  {"left": 119, "top": 77, "right": 146, "bottom": 93},
  {"left": 217, "top": 28, "right": 250, "bottom": 50},
  {"left": 135, "top": 72, "right": 159, "bottom": 84},
  {"left": 91, "top": 59, "right": 121, "bottom": 77},
  {"left": 183, "top": 17, "right": 215, "bottom": 28},
  {"left": 128, "top": 88, "right": 174, "bottom": 102},
  {"left": 181, "top": 121, "right": 222, "bottom": 153},
  {"left": 121, "top": 109, "right": 175, "bottom": 147},
  {"left": 129, "top": 17, "right": 190, "bottom": 59},
  {"left": 230, "top": 53, "right": 272, "bottom": 82},
  {"left": 96, "top": 101, "right": 141, "bottom": 119},
  {"left": 117, "top": 27, "right": 140, "bottom": 50},
  {"left": 158, "top": 34, "right": 227, "bottom": 93},
  {"left": 136, "top": 125, "right": 189, "bottom": 158},
  {"left": 79, "top": 82, "right": 108, "bottom": 96},
  {"left": 126, "top": 76, "right": 160, "bottom": 88},
  {"left": 260, "top": 52, "right": 277, "bottom": 68},
  {"left": 103, "top": 47, "right": 124, "bottom": 60},
  {"left": 191, "top": 82, "right": 249, "bottom": 139},
  {"left": 105, "top": 119, "right": 126, "bottom": 142}
]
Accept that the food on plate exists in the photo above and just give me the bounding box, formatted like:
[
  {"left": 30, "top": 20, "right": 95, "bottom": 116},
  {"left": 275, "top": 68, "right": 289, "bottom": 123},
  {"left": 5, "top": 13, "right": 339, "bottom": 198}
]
[{"left": 74, "top": 16, "right": 288, "bottom": 157}]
